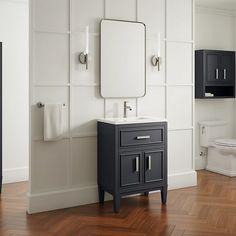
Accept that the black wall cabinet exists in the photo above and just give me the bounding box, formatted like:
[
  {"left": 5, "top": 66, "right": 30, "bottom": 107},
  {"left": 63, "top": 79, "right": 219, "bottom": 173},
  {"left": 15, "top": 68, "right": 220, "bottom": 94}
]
[
  {"left": 97, "top": 122, "right": 168, "bottom": 213},
  {"left": 195, "top": 50, "right": 235, "bottom": 98}
]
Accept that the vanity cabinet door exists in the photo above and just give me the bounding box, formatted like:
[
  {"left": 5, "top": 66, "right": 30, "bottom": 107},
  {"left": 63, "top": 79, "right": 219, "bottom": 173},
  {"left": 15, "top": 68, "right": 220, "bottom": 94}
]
[
  {"left": 144, "top": 150, "right": 165, "bottom": 183},
  {"left": 120, "top": 152, "right": 142, "bottom": 187}
]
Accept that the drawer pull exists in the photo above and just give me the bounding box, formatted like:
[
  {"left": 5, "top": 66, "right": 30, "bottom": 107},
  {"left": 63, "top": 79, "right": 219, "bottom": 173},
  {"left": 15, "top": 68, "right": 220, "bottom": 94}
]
[
  {"left": 135, "top": 157, "right": 139, "bottom": 172},
  {"left": 148, "top": 156, "right": 152, "bottom": 170},
  {"left": 136, "top": 135, "right": 151, "bottom": 140}
]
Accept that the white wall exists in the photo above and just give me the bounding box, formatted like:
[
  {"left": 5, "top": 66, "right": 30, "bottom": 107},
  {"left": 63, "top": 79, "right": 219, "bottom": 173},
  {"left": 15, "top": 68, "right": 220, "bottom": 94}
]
[
  {"left": 195, "top": 7, "right": 236, "bottom": 169},
  {"left": 28, "top": 0, "right": 196, "bottom": 213},
  {"left": 0, "top": 0, "right": 29, "bottom": 183}
]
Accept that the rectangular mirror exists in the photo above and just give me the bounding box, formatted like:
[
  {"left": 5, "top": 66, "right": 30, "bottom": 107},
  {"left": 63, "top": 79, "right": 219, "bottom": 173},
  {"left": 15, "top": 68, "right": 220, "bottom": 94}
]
[{"left": 100, "top": 19, "right": 146, "bottom": 98}]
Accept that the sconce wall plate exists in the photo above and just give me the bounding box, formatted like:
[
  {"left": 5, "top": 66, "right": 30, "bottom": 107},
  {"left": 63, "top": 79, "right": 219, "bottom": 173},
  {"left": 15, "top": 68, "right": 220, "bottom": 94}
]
[
  {"left": 79, "top": 52, "right": 88, "bottom": 70},
  {"left": 151, "top": 55, "right": 160, "bottom": 71}
]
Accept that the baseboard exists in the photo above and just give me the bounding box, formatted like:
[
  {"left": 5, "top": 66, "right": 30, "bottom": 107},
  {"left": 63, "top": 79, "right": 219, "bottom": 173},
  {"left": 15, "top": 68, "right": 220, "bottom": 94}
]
[
  {"left": 3, "top": 167, "right": 29, "bottom": 184},
  {"left": 168, "top": 171, "right": 197, "bottom": 190},
  {"left": 206, "top": 166, "right": 236, "bottom": 177},
  {"left": 27, "top": 185, "right": 112, "bottom": 214},
  {"left": 28, "top": 170, "right": 197, "bottom": 214},
  {"left": 195, "top": 156, "right": 206, "bottom": 170}
]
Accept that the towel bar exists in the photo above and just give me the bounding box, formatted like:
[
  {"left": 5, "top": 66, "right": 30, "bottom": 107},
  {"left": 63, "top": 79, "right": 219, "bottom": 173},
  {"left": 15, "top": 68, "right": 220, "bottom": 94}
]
[{"left": 37, "top": 102, "right": 66, "bottom": 108}]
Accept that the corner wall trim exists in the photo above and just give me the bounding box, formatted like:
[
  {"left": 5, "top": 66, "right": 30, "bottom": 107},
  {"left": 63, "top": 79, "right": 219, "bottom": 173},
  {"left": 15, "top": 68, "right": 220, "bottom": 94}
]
[
  {"left": 3, "top": 167, "right": 29, "bottom": 184},
  {"left": 28, "top": 171, "right": 197, "bottom": 214}
]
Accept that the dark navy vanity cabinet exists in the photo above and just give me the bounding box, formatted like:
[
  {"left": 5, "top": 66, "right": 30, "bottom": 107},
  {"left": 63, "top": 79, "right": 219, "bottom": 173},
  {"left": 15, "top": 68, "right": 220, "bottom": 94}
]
[
  {"left": 97, "top": 121, "right": 168, "bottom": 213},
  {"left": 195, "top": 50, "right": 235, "bottom": 98}
]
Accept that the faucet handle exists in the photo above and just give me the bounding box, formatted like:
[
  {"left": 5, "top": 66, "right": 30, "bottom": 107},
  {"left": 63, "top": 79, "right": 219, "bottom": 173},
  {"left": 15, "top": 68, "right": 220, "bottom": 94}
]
[{"left": 124, "top": 101, "right": 132, "bottom": 118}]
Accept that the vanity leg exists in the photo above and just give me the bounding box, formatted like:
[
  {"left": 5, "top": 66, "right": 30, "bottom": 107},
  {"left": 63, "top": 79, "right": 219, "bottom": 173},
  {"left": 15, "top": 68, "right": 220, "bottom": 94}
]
[
  {"left": 144, "top": 192, "right": 149, "bottom": 196},
  {"left": 113, "top": 195, "right": 120, "bottom": 213},
  {"left": 98, "top": 185, "right": 105, "bottom": 204},
  {"left": 161, "top": 186, "right": 167, "bottom": 204}
]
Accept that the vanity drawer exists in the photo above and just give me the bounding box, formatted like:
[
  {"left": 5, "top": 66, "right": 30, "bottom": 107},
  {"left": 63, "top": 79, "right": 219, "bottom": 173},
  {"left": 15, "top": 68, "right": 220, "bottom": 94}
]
[{"left": 120, "top": 127, "right": 164, "bottom": 147}]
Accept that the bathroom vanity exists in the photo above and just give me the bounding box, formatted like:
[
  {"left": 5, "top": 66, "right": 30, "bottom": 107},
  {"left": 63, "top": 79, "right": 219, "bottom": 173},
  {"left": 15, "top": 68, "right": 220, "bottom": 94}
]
[{"left": 97, "top": 118, "right": 167, "bottom": 212}]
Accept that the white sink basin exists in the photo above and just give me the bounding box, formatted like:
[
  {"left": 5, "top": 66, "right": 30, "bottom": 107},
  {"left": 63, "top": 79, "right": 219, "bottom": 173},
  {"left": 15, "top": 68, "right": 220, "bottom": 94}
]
[{"left": 98, "top": 116, "right": 167, "bottom": 125}]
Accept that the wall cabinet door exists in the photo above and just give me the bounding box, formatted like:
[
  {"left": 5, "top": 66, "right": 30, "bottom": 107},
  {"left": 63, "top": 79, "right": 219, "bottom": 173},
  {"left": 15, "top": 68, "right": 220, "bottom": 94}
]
[
  {"left": 144, "top": 150, "right": 164, "bottom": 183},
  {"left": 206, "top": 53, "right": 220, "bottom": 83},
  {"left": 120, "top": 152, "right": 142, "bottom": 187},
  {"left": 221, "top": 54, "right": 235, "bottom": 84},
  {"left": 205, "top": 52, "right": 235, "bottom": 84}
]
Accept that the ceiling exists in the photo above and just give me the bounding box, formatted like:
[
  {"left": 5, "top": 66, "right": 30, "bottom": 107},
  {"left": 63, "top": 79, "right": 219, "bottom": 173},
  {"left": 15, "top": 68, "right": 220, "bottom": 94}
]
[{"left": 196, "top": 0, "right": 236, "bottom": 11}]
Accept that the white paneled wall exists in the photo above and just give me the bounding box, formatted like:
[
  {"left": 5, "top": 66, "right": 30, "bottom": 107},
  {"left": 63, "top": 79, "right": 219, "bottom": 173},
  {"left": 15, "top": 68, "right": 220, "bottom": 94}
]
[
  {"left": 34, "top": 33, "right": 69, "bottom": 84},
  {"left": 29, "top": 0, "right": 196, "bottom": 213},
  {"left": 167, "top": 0, "right": 193, "bottom": 42},
  {"left": 106, "top": 0, "right": 137, "bottom": 21}
]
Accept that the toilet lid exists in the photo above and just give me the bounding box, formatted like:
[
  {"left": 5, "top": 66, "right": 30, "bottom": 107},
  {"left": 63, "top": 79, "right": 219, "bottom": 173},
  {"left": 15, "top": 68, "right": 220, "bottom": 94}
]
[{"left": 215, "top": 139, "right": 236, "bottom": 147}]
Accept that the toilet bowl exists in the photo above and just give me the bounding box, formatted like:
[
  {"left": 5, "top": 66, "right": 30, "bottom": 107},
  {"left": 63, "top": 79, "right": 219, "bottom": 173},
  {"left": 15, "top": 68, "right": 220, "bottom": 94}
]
[{"left": 199, "top": 121, "right": 236, "bottom": 177}]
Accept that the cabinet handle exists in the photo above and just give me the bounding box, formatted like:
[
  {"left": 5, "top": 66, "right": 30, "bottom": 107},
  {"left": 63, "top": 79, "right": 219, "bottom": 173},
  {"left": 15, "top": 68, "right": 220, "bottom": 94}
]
[
  {"left": 136, "top": 135, "right": 151, "bottom": 140},
  {"left": 224, "top": 69, "right": 227, "bottom": 80},
  {"left": 135, "top": 157, "right": 139, "bottom": 172},
  {"left": 147, "top": 155, "right": 152, "bottom": 170},
  {"left": 216, "top": 68, "right": 219, "bottom": 79}
]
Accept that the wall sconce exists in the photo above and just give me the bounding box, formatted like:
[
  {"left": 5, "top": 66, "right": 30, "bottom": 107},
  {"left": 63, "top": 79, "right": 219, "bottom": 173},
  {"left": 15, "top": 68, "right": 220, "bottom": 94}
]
[
  {"left": 79, "top": 26, "right": 89, "bottom": 70},
  {"left": 151, "top": 33, "right": 161, "bottom": 71}
]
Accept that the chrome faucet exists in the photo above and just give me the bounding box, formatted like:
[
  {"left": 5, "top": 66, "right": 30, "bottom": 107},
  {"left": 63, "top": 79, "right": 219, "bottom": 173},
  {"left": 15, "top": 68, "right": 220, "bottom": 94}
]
[{"left": 124, "top": 101, "right": 132, "bottom": 118}]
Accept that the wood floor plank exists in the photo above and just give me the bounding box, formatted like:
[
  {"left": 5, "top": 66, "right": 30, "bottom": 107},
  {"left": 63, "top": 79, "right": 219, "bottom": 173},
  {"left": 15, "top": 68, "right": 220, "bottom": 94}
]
[{"left": 1, "top": 171, "right": 236, "bottom": 236}]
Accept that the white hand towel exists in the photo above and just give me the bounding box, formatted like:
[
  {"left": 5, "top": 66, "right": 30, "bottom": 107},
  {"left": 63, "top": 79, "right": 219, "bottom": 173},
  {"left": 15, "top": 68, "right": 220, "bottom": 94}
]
[{"left": 44, "top": 104, "right": 64, "bottom": 141}]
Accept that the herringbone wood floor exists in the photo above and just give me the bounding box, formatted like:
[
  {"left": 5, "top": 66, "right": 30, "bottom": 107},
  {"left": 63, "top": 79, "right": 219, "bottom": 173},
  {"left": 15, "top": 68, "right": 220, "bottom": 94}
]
[{"left": 0, "top": 171, "right": 236, "bottom": 236}]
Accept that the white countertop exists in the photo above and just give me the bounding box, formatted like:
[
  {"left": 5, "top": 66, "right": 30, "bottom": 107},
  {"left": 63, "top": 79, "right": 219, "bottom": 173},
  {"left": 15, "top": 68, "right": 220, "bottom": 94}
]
[{"left": 97, "top": 116, "right": 167, "bottom": 125}]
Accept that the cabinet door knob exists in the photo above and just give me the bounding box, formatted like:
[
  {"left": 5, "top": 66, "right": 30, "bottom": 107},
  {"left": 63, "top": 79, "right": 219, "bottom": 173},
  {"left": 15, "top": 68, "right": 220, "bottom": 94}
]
[
  {"left": 224, "top": 69, "right": 227, "bottom": 80},
  {"left": 147, "top": 155, "right": 152, "bottom": 170},
  {"left": 215, "top": 68, "right": 219, "bottom": 79},
  {"left": 135, "top": 157, "right": 139, "bottom": 172}
]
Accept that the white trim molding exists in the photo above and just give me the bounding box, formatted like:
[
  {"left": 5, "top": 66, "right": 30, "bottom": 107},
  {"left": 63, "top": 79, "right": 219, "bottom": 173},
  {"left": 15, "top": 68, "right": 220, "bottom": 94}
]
[
  {"left": 206, "top": 167, "right": 236, "bottom": 177},
  {"left": 28, "top": 171, "right": 197, "bottom": 214},
  {"left": 0, "top": 0, "right": 28, "bottom": 4},
  {"left": 196, "top": 6, "right": 236, "bottom": 17},
  {"left": 168, "top": 171, "right": 197, "bottom": 190},
  {"left": 28, "top": 185, "right": 112, "bottom": 214},
  {"left": 3, "top": 167, "right": 29, "bottom": 184}
]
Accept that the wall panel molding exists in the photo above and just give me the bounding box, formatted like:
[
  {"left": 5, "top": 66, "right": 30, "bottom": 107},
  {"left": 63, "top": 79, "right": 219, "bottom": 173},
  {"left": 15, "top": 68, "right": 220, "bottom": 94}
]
[{"left": 29, "top": 0, "right": 195, "bottom": 213}]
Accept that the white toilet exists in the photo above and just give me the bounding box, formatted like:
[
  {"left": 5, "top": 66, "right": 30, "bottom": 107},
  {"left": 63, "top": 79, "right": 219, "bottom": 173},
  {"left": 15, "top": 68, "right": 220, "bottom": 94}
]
[{"left": 199, "top": 120, "right": 236, "bottom": 177}]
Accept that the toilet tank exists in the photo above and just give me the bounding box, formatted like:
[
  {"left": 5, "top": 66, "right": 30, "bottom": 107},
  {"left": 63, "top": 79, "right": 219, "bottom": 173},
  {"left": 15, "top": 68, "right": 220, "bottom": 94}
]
[{"left": 199, "top": 120, "right": 227, "bottom": 147}]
